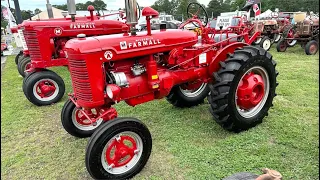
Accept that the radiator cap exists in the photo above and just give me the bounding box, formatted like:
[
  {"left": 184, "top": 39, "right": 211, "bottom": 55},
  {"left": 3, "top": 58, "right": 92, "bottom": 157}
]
[{"left": 77, "top": 34, "right": 86, "bottom": 39}]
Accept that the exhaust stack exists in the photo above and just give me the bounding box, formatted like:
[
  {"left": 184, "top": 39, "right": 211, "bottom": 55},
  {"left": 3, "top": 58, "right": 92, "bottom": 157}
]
[
  {"left": 125, "top": 0, "right": 138, "bottom": 35},
  {"left": 67, "top": 0, "right": 77, "bottom": 21}
]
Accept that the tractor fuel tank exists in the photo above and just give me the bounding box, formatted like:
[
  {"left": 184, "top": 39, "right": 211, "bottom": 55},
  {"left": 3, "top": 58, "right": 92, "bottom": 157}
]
[{"left": 65, "top": 29, "right": 198, "bottom": 61}]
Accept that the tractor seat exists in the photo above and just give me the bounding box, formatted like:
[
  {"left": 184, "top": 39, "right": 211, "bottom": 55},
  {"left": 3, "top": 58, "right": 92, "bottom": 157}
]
[{"left": 213, "top": 33, "right": 238, "bottom": 43}]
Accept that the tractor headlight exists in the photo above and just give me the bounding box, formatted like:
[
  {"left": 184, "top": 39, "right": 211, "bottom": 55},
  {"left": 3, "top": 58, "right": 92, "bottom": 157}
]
[
  {"left": 106, "top": 84, "right": 121, "bottom": 102},
  {"left": 106, "top": 86, "right": 114, "bottom": 99}
]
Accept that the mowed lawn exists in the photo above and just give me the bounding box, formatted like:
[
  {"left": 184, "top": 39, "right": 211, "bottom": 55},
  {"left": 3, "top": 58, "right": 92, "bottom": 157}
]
[{"left": 1, "top": 46, "right": 319, "bottom": 180}]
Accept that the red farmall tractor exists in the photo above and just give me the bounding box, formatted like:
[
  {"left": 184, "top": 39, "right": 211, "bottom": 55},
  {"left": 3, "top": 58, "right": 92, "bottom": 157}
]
[
  {"left": 61, "top": 1, "right": 278, "bottom": 179},
  {"left": 19, "top": 5, "right": 129, "bottom": 106},
  {"left": 276, "top": 12, "right": 319, "bottom": 55}
]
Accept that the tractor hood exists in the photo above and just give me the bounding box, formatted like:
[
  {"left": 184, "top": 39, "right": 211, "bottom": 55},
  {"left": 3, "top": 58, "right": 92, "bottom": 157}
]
[{"left": 65, "top": 29, "right": 198, "bottom": 61}]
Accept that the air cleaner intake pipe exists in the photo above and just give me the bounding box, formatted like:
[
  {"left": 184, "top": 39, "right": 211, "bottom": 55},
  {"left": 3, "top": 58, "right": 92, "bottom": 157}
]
[
  {"left": 125, "top": 0, "right": 138, "bottom": 35},
  {"left": 67, "top": 0, "right": 77, "bottom": 22}
]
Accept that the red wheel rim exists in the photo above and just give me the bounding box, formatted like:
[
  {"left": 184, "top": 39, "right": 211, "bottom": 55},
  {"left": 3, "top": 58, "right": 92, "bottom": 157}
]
[
  {"left": 106, "top": 135, "right": 137, "bottom": 167},
  {"left": 71, "top": 108, "right": 104, "bottom": 131},
  {"left": 309, "top": 44, "right": 317, "bottom": 54},
  {"left": 74, "top": 109, "right": 98, "bottom": 126},
  {"left": 237, "top": 72, "right": 265, "bottom": 110},
  {"left": 101, "top": 132, "right": 143, "bottom": 174},
  {"left": 25, "top": 62, "right": 32, "bottom": 71},
  {"left": 235, "top": 66, "right": 270, "bottom": 118},
  {"left": 34, "top": 80, "right": 57, "bottom": 98}
]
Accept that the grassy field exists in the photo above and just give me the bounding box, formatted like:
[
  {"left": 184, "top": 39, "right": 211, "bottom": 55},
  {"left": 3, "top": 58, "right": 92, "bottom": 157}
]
[{"left": 1, "top": 46, "right": 319, "bottom": 180}]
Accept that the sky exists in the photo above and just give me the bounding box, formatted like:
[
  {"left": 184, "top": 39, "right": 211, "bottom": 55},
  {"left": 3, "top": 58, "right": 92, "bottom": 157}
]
[{"left": 5, "top": 0, "right": 211, "bottom": 11}]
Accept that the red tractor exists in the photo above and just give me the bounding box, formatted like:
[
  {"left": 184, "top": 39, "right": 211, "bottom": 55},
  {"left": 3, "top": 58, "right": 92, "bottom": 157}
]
[
  {"left": 62, "top": 1, "right": 278, "bottom": 179},
  {"left": 276, "top": 12, "right": 319, "bottom": 55},
  {"left": 19, "top": 5, "right": 129, "bottom": 106}
]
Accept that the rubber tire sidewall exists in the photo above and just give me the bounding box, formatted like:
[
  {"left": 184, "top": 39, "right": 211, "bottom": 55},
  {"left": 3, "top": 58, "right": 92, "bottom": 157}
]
[
  {"left": 15, "top": 51, "right": 23, "bottom": 65},
  {"left": 17, "top": 56, "right": 31, "bottom": 77},
  {"left": 305, "top": 40, "right": 319, "bottom": 55},
  {"left": 24, "top": 70, "right": 65, "bottom": 106},
  {"left": 276, "top": 40, "right": 287, "bottom": 52},
  {"left": 86, "top": 118, "right": 152, "bottom": 180},
  {"left": 61, "top": 99, "right": 106, "bottom": 138},
  {"left": 259, "top": 36, "right": 272, "bottom": 51},
  {"left": 166, "top": 83, "right": 210, "bottom": 108},
  {"left": 225, "top": 54, "right": 276, "bottom": 129}
]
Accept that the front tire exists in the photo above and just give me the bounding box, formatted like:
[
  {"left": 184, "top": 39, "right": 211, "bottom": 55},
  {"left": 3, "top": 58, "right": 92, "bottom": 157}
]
[
  {"left": 166, "top": 82, "right": 210, "bottom": 108},
  {"left": 17, "top": 56, "right": 31, "bottom": 77},
  {"left": 273, "top": 34, "right": 281, "bottom": 43},
  {"left": 276, "top": 39, "right": 287, "bottom": 52},
  {"left": 208, "top": 46, "right": 278, "bottom": 132},
  {"left": 305, "top": 40, "right": 319, "bottom": 55},
  {"left": 259, "top": 36, "right": 272, "bottom": 51},
  {"left": 61, "top": 99, "right": 105, "bottom": 138},
  {"left": 15, "top": 51, "right": 23, "bottom": 65},
  {"left": 23, "top": 70, "right": 65, "bottom": 106},
  {"left": 86, "top": 117, "right": 152, "bottom": 180}
]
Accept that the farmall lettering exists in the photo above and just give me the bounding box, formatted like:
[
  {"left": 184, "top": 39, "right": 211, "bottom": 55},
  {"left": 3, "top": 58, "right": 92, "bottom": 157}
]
[
  {"left": 120, "top": 38, "right": 161, "bottom": 50},
  {"left": 70, "top": 22, "right": 96, "bottom": 29}
]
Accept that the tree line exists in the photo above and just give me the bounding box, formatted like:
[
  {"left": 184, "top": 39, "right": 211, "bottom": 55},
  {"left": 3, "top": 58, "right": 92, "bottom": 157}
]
[
  {"left": 2, "top": 0, "right": 319, "bottom": 28},
  {"left": 151, "top": 0, "right": 319, "bottom": 21}
]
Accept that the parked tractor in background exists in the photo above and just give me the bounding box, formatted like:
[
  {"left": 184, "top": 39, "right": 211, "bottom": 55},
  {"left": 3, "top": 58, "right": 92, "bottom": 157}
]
[
  {"left": 277, "top": 12, "right": 319, "bottom": 55},
  {"left": 19, "top": 5, "right": 129, "bottom": 106},
  {"left": 251, "top": 11, "right": 291, "bottom": 51},
  {"left": 61, "top": 1, "right": 278, "bottom": 179}
]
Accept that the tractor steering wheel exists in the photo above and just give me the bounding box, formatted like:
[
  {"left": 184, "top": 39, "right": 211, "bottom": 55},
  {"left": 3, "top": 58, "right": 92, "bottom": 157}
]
[{"left": 186, "top": 2, "right": 209, "bottom": 27}]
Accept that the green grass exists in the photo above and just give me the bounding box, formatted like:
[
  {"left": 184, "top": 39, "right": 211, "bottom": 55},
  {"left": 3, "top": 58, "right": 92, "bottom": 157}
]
[{"left": 1, "top": 46, "right": 319, "bottom": 180}]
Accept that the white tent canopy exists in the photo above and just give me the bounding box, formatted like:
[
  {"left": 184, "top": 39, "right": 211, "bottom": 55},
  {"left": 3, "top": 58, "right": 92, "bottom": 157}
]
[{"left": 255, "top": 9, "right": 273, "bottom": 19}]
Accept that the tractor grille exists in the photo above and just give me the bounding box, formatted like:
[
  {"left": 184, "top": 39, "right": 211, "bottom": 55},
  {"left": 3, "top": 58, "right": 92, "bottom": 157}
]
[
  {"left": 23, "top": 30, "right": 42, "bottom": 61},
  {"left": 18, "top": 29, "right": 28, "bottom": 50},
  {"left": 68, "top": 59, "right": 93, "bottom": 102}
]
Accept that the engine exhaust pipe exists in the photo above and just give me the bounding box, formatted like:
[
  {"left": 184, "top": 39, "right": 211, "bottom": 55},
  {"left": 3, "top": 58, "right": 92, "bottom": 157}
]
[
  {"left": 125, "top": 0, "right": 138, "bottom": 35},
  {"left": 67, "top": 0, "right": 76, "bottom": 22}
]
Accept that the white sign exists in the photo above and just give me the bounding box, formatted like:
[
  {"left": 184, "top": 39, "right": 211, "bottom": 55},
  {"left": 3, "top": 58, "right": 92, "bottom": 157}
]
[
  {"left": 199, "top": 53, "right": 207, "bottom": 64},
  {"left": 215, "top": 16, "right": 233, "bottom": 30}
]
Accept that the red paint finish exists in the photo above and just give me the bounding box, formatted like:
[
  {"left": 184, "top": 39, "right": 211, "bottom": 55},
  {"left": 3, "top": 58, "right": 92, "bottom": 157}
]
[
  {"left": 20, "top": 9, "right": 127, "bottom": 72},
  {"left": 36, "top": 80, "right": 57, "bottom": 98},
  {"left": 65, "top": 7, "right": 266, "bottom": 124},
  {"left": 237, "top": 72, "right": 265, "bottom": 110},
  {"left": 105, "top": 135, "right": 137, "bottom": 167}
]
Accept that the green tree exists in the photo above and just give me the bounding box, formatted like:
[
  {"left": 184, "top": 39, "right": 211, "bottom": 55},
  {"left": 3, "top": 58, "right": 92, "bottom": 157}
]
[
  {"left": 34, "top": 8, "right": 42, "bottom": 15},
  {"left": 1, "top": 6, "right": 8, "bottom": 28}
]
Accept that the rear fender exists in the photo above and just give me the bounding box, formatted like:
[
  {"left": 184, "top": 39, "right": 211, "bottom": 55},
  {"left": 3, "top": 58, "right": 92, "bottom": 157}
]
[{"left": 208, "top": 42, "right": 247, "bottom": 74}]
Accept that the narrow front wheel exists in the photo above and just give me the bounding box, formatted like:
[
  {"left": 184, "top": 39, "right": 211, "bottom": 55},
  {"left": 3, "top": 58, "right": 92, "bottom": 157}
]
[
  {"left": 17, "top": 56, "right": 31, "bottom": 77},
  {"left": 86, "top": 117, "right": 152, "bottom": 180},
  {"left": 23, "top": 70, "right": 65, "bottom": 106},
  {"left": 61, "top": 99, "right": 105, "bottom": 138}
]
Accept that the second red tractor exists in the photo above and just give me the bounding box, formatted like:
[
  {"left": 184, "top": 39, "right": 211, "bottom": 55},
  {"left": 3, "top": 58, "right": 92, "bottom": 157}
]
[{"left": 18, "top": 5, "right": 128, "bottom": 106}]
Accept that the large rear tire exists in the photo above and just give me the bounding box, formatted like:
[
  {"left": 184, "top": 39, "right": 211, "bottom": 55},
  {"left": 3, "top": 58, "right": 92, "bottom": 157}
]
[
  {"left": 208, "top": 46, "right": 278, "bottom": 132},
  {"left": 61, "top": 99, "right": 106, "bottom": 138},
  {"left": 23, "top": 70, "right": 65, "bottom": 106},
  {"left": 17, "top": 56, "right": 31, "bottom": 77},
  {"left": 166, "top": 82, "right": 210, "bottom": 108},
  {"left": 86, "top": 117, "right": 152, "bottom": 180}
]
